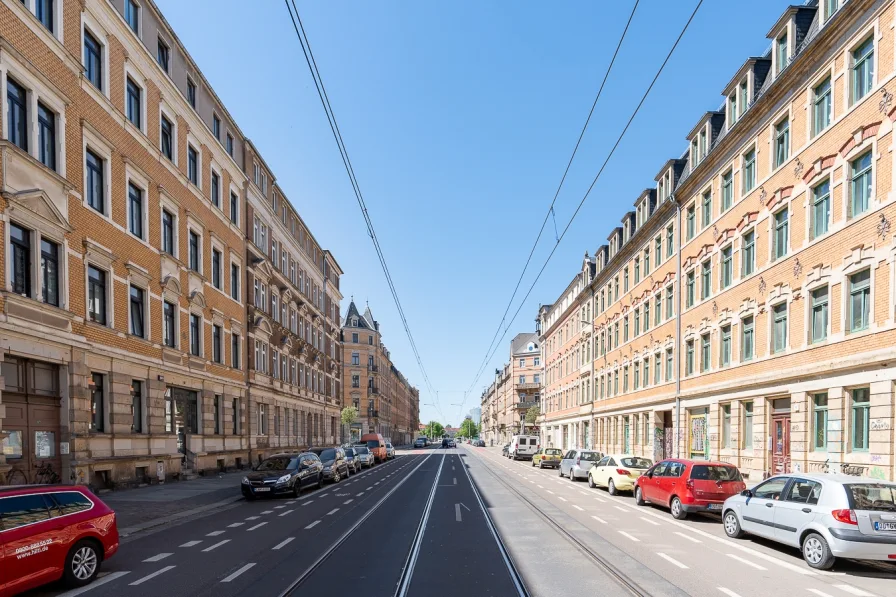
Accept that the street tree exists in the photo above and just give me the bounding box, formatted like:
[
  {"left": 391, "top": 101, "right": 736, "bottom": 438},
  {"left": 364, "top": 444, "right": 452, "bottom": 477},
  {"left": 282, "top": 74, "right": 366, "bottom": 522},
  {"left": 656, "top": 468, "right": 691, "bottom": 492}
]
[
  {"left": 425, "top": 421, "right": 444, "bottom": 439},
  {"left": 458, "top": 418, "right": 479, "bottom": 438},
  {"left": 525, "top": 405, "right": 539, "bottom": 425},
  {"left": 341, "top": 406, "right": 359, "bottom": 443}
]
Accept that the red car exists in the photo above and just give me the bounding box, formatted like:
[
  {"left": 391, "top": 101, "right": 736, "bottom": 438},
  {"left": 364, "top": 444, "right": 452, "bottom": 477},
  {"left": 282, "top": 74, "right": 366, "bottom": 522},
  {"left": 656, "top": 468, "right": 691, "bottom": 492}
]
[
  {"left": 635, "top": 459, "right": 745, "bottom": 519},
  {"left": 0, "top": 485, "right": 119, "bottom": 596}
]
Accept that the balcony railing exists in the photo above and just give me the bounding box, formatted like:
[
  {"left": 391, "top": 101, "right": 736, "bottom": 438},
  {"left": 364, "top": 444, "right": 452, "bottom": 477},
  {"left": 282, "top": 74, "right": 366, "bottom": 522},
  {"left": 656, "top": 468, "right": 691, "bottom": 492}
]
[
  {"left": 515, "top": 382, "right": 540, "bottom": 390},
  {"left": 514, "top": 401, "right": 538, "bottom": 411},
  {"left": 368, "top": 364, "right": 379, "bottom": 372},
  {"left": 367, "top": 386, "right": 379, "bottom": 395}
]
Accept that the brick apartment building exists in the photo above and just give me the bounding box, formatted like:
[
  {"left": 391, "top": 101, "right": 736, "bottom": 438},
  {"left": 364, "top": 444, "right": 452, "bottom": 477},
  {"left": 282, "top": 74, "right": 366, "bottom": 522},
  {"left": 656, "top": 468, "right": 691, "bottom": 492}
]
[
  {"left": 341, "top": 301, "right": 418, "bottom": 446},
  {"left": 0, "top": 0, "right": 341, "bottom": 488},
  {"left": 481, "top": 332, "right": 541, "bottom": 446},
  {"left": 540, "top": 0, "right": 896, "bottom": 483}
]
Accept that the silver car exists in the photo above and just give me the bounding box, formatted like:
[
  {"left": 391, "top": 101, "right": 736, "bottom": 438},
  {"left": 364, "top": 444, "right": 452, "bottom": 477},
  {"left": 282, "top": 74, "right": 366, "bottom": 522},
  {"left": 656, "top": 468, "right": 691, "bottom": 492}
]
[
  {"left": 353, "top": 445, "right": 375, "bottom": 468},
  {"left": 343, "top": 447, "right": 361, "bottom": 474},
  {"left": 385, "top": 443, "right": 395, "bottom": 459},
  {"left": 559, "top": 449, "right": 603, "bottom": 481},
  {"left": 722, "top": 473, "right": 896, "bottom": 569}
]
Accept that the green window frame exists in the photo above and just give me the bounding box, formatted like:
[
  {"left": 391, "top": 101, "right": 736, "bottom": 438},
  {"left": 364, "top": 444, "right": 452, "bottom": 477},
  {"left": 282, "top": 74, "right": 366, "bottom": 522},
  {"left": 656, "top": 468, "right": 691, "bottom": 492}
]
[
  {"left": 665, "top": 349, "right": 673, "bottom": 381},
  {"left": 742, "top": 402, "right": 754, "bottom": 449},
  {"left": 742, "top": 230, "right": 755, "bottom": 276},
  {"left": 701, "top": 260, "right": 711, "bottom": 300},
  {"left": 848, "top": 269, "right": 870, "bottom": 333},
  {"left": 654, "top": 353, "right": 661, "bottom": 384},
  {"left": 666, "top": 225, "right": 674, "bottom": 258},
  {"left": 685, "top": 340, "right": 694, "bottom": 376},
  {"left": 702, "top": 191, "right": 712, "bottom": 228},
  {"left": 721, "top": 245, "right": 733, "bottom": 289},
  {"left": 742, "top": 149, "right": 756, "bottom": 193},
  {"left": 722, "top": 404, "right": 731, "bottom": 449},
  {"left": 851, "top": 37, "right": 874, "bottom": 104},
  {"left": 643, "top": 357, "right": 649, "bottom": 387},
  {"left": 655, "top": 236, "right": 662, "bottom": 264},
  {"left": 850, "top": 388, "right": 870, "bottom": 451},
  {"left": 813, "top": 393, "right": 828, "bottom": 451},
  {"left": 643, "top": 303, "right": 650, "bottom": 332},
  {"left": 850, "top": 151, "right": 872, "bottom": 218},
  {"left": 624, "top": 268, "right": 629, "bottom": 292},
  {"left": 812, "top": 180, "right": 830, "bottom": 239},
  {"left": 773, "top": 302, "right": 788, "bottom": 354},
  {"left": 623, "top": 366, "right": 629, "bottom": 393},
  {"left": 741, "top": 316, "right": 754, "bottom": 361},
  {"left": 686, "top": 205, "right": 696, "bottom": 240},
  {"left": 644, "top": 247, "right": 650, "bottom": 275},
  {"left": 655, "top": 294, "right": 662, "bottom": 326},
  {"left": 666, "top": 286, "right": 674, "bottom": 319},
  {"left": 774, "top": 118, "right": 789, "bottom": 167},
  {"left": 721, "top": 171, "right": 733, "bottom": 211},
  {"left": 776, "top": 33, "right": 788, "bottom": 74},
  {"left": 634, "top": 257, "right": 640, "bottom": 284},
  {"left": 633, "top": 362, "right": 640, "bottom": 390},
  {"left": 623, "top": 316, "right": 629, "bottom": 342},
  {"left": 700, "top": 333, "right": 710, "bottom": 373},
  {"left": 774, "top": 208, "right": 789, "bottom": 260},
  {"left": 811, "top": 286, "right": 829, "bottom": 343},
  {"left": 813, "top": 77, "right": 831, "bottom": 136},
  {"left": 634, "top": 310, "right": 640, "bottom": 336},
  {"left": 686, "top": 271, "right": 695, "bottom": 308},
  {"left": 720, "top": 325, "right": 731, "bottom": 367}
]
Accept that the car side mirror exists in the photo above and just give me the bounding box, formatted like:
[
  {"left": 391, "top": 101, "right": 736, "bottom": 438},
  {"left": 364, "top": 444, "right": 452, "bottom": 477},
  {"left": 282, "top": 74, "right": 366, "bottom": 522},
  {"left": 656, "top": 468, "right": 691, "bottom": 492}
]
[
  {"left": 741, "top": 489, "right": 752, "bottom": 498},
  {"left": 645, "top": 471, "right": 653, "bottom": 478}
]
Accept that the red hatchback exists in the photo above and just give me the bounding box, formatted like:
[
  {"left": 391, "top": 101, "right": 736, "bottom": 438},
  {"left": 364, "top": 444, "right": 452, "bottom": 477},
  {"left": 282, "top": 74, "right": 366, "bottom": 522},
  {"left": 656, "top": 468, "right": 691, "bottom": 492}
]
[
  {"left": 635, "top": 459, "right": 745, "bottom": 519},
  {"left": 0, "top": 485, "right": 119, "bottom": 596}
]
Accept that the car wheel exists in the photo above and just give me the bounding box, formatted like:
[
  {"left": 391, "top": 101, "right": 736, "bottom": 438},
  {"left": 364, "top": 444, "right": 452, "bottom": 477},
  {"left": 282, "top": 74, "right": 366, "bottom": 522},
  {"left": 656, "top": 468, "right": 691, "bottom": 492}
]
[
  {"left": 292, "top": 481, "right": 302, "bottom": 498},
  {"left": 531, "top": 459, "right": 535, "bottom": 467},
  {"left": 803, "top": 532, "right": 835, "bottom": 570},
  {"left": 635, "top": 486, "right": 645, "bottom": 506},
  {"left": 558, "top": 466, "right": 564, "bottom": 477},
  {"left": 64, "top": 540, "right": 101, "bottom": 588},
  {"left": 608, "top": 479, "right": 617, "bottom": 496},
  {"left": 569, "top": 470, "right": 577, "bottom": 482},
  {"left": 316, "top": 474, "right": 323, "bottom": 489},
  {"left": 539, "top": 462, "right": 545, "bottom": 469},
  {"left": 723, "top": 511, "right": 744, "bottom": 538},
  {"left": 588, "top": 473, "right": 596, "bottom": 488},
  {"left": 670, "top": 496, "right": 686, "bottom": 520}
]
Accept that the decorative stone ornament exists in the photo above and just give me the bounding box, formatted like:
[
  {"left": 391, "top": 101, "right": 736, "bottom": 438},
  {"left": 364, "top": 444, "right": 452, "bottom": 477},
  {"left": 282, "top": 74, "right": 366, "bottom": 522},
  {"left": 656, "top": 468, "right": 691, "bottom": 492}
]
[
  {"left": 878, "top": 213, "right": 891, "bottom": 239},
  {"left": 793, "top": 258, "right": 803, "bottom": 278},
  {"left": 712, "top": 301, "right": 718, "bottom": 316},
  {"left": 758, "top": 186, "right": 768, "bottom": 205},
  {"left": 880, "top": 87, "right": 893, "bottom": 114},
  {"left": 758, "top": 276, "right": 767, "bottom": 295},
  {"left": 794, "top": 158, "right": 804, "bottom": 179}
]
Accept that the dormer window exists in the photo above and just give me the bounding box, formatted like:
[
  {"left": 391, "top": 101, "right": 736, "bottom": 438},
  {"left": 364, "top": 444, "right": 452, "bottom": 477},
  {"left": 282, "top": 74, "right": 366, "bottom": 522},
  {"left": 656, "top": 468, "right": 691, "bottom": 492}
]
[
  {"left": 739, "top": 80, "right": 749, "bottom": 116},
  {"left": 823, "top": 0, "right": 839, "bottom": 23},
  {"left": 776, "top": 31, "right": 788, "bottom": 74},
  {"left": 699, "top": 129, "right": 707, "bottom": 159},
  {"left": 691, "top": 139, "right": 699, "bottom": 167},
  {"left": 351, "top": 317, "right": 358, "bottom": 326},
  {"left": 727, "top": 92, "right": 738, "bottom": 127}
]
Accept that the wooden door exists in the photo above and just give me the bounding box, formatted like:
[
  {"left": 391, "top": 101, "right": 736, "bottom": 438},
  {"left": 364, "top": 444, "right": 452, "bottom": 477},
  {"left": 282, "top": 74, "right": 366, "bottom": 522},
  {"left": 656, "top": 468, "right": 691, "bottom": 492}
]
[{"left": 771, "top": 415, "right": 791, "bottom": 475}]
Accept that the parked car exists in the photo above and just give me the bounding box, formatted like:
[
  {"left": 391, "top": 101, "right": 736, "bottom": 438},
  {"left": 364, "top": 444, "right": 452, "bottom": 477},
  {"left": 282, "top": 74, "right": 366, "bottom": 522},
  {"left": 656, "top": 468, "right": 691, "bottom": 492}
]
[
  {"left": 588, "top": 455, "right": 653, "bottom": 495},
  {"left": 635, "top": 459, "right": 745, "bottom": 519},
  {"left": 477, "top": 439, "right": 486, "bottom": 447},
  {"left": 502, "top": 443, "right": 511, "bottom": 458},
  {"left": 509, "top": 435, "right": 539, "bottom": 460},
  {"left": 343, "top": 448, "right": 361, "bottom": 474},
  {"left": 0, "top": 485, "right": 119, "bottom": 595},
  {"left": 559, "top": 449, "right": 603, "bottom": 481},
  {"left": 448, "top": 439, "right": 456, "bottom": 448},
  {"left": 353, "top": 446, "right": 375, "bottom": 468},
  {"left": 361, "top": 433, "right": 388, "bottom": 463},
  {"left": 308, "top": 447, "right": 350, "bottom": 483},
  {"left": 242, "top": 453, "right": 324, "bottom": 498},
  {"left": 531, "top": 448, "right": 563, "bottom": 469},
  {"left": 385, "top": 443, "right": 396, "bottom": 459},
  {"left": 414, "top": 438, "right": 427, "bottom": 449},
  {"left": 722, "top": 473, "right": 896, "bottom": 569}
]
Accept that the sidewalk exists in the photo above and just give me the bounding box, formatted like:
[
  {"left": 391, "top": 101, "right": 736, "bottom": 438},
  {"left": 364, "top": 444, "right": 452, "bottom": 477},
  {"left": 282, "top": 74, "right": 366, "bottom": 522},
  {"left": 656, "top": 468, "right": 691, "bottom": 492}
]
[{"left": 101, "top": 471, "right": 245, "bottom": 537}]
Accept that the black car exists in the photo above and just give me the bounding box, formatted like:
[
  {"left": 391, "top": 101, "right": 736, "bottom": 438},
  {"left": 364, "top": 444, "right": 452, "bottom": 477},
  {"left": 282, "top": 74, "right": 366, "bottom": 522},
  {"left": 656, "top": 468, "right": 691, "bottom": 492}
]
[
  {"left": 308, "top": 447, "right": 350, "bottom": 483},
  {"left": 241, "top": 453, "right": 323, "bottom": 499},
  {"left": 442, "top": 438, "right": 449, "bottom": 448}
]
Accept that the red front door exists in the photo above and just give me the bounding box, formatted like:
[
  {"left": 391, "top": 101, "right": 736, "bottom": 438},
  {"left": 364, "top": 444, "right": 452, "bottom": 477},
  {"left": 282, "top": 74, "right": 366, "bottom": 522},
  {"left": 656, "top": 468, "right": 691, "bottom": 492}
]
[{"left": 771, "top": 415, "right": 791, "bottom": 475}]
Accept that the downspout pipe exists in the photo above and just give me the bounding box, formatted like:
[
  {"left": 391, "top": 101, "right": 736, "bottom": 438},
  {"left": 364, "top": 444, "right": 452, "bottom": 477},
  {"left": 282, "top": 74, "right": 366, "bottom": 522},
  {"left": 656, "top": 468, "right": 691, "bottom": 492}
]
[{"left": 673, "top": 196, "right": 682, "bottom": 458}]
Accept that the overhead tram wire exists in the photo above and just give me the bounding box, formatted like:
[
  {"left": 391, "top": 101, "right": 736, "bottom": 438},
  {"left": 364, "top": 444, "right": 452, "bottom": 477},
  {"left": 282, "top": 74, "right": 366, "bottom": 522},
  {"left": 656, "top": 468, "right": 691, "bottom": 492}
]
[
  {"left": 466, "top": 0, "right": 704, "bottom": 396},
  {"left": 464, "top": 0, "right": 641, "bottom": 397},
  {"left": 283, "top": 1, "right": 441, "bottom": 412}
]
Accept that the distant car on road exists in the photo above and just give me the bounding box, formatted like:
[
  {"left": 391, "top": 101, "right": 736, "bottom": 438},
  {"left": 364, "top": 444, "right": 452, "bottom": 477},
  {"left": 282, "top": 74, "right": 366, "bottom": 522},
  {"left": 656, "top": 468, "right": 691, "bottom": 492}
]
[
  {"left": 308, "top": 447, "right": 350, "bottom": 483},
  {"left": 475, "top": 439, "right": 486, "bottom": 447},
  {"left": 531, "top": 448, "right": 563, "bottom": 469},
  {"left": 588, "top": 454, "right": 652, "bottom": 495},
  {"left": 385, "top": 443, "right": 396, "bottom": 459},
  {"left": 559, "top": 449, "right": 603, "bottom": 481},
  {"left": 448, "top": 439, "right": 456, "bottom": 448},
  {"left": 414, "top": 438, "right": 427, "bottom": 449},
  {"left": 635, "top": 459, "right": 745, "bottom": 519},
  {"left": 442, "top": 438, "right": 449, "bottom": 448},
  {"left": 242, "top": 452, "right": 324, "bottom": 498},
  {"left": 343, "top": 448, "right": 361, "bottom": 474},
  {"left": 353, "top": 446, "right": 375, "bottom": 468},
  {"left": 0, "top": 484, "right": 119, "bottom": 595}
]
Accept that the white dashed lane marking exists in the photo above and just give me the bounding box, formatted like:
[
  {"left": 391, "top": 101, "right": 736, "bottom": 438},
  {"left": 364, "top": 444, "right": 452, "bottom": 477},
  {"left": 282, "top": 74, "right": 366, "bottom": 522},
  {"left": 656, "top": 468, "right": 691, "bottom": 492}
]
[
  {"left": 272, "top": 537, "right": 295, "bottom": 550},
  {"left": 247, "top": 522, "right": 268, "bottom": 531},
  {"left": 591, "top": 515, "right": 607, "bottom": 524},
  {"left": 221, "top": 563, "right": 255, "bottom": 583},
  {"left": 143, "top": 553, "right": 172, "bottom": 562},
  {"left": 656, "top": 553, "right": 688, "bottom": 569},
  {"left": 674, "top": 532, "right": 701, "bottom": 543},
  {"left": 305, "top": 520, "right": 320, "bottom": 529},
  {"left": 206, "top": 531, "right": 226, "bottom": 537},
  {"left": 179, "top": 541, "right": 202, "bottom": 548},
  {"left": 279, "top": 509, "right": 295, "bottom": 517},
  {"left": 227, "top": 523, "right": 244, "bottom": 528},
  {"left": 203, "top": 540, "right": 230, "bottom": 552},
  {"left": 618, "top": 531, "right": 640, "bottom": 542},
  {"left": 129, "top": 566, "right": 176, "bottom": 586},
  {"left": 725, "top": 554, "right": 766, "bottom": 571}
]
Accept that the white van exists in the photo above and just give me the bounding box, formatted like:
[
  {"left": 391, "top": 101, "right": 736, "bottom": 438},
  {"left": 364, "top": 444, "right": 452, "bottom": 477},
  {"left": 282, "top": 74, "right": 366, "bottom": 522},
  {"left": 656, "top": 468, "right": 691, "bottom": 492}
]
[{"left": 509, "top": 435, "right": 539, "bottom": 460}]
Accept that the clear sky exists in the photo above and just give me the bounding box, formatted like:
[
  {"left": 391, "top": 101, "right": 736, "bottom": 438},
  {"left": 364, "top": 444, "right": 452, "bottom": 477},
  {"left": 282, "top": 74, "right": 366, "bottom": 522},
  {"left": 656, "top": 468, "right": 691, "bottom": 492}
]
[{"left": 157, "top": 0, "right": 792, "bottom": 427}]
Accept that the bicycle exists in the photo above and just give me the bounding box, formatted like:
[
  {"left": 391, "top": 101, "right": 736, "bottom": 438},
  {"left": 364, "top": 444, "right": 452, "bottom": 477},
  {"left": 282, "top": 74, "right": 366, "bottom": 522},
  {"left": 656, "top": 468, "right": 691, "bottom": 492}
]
[
  {"left": 35, "top": 463, "right": 60, "bottom": 484},
  {"left": 4, "top": 468, "right": 28, "bottom": 485}
]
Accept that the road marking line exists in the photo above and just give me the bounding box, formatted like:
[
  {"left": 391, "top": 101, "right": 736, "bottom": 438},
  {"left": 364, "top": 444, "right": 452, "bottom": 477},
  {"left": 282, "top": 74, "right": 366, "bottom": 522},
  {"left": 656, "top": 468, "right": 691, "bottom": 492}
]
[
  {"left": 59, "top": 571, "right": 130, "bottom": 596},
  {"left": 547, "top": 490, "right": 555, "bottom": 495},
  {"left": 318, "top": 494, "right": 328, "bottom": 498},
  {"left": 807, "top": 590, "right": 835, "bottom": 597},
  {"left": 592, "top": 515, "right": 607, "bottom": 524},
  {"left": 717, "top": 588, "right": 743, "bottom": 597},
  {"left": 206, "top": 531, "right": 226, "bottom": 536},
  {"left": 261, "top": 510, "right": 274, "bottom": 514},
  {"left": 245, "top": 516, "right": 260, "bottom": 521},
  {"left": 247, "top": 522, "right": 268, "bottom": 531},
  {"left": 640, "top": 517, "right": 661, "bottom": 526},
  {"left": 302, "top": 501, "right": 313, "bottom": 506},
  {"left": 279, "top": 509, "right": 294, "bottom": 517},
  {"left": 832, "top": 586, "right": 874, "bottom": 597},
  {"left": 227, "top": 522, "right": 244, "bottom": 528},
  {"left": 327, "top": 508, "right": 339, "bottom": 515},
  {"left": 656, "top": 552, "right": 688, "bottom": 569},
  {"left": 618, "top": 531, "right": 640, "bottom": 542},
  {"left": 272, "top": 537, "right": 295, "bottom": 550},
  {"left": 285, "top": 501, "right": 296, "bottom": 505},
  {"left": 305, "top": 520, "right": 320, "bottom": 529},
  {"left": 179, "top": 541, "right": 202, "bottom": 548},
  {"left": 674, "top": 532, "right": 701, "bottom": 543},
  {"left": 203, "top": 539, "right": 230, "bottom": 552},
  {"left": 557, "top": 497, "right": 567, "bottom": 502},
  {"left": 614, "top": 506, "right": 627, "bottom": 512},
  {"left": 221, "top": 563, "right": 256, "bottom": 583},
  {"left": 573, "top": 505, "right": 584, "bottom": 511},
  {"left": 593, "top": 496, "right": 606, "bottom": 503},
  {"left": 274, "top": 505, "right": 286, "bottom": 509},
  {"left": 367, "top": 486, "right": 374, "bottom": 490},
  {"left": 375, "top": 481, "right": 381, "bottom": 485},
  {"left": 537, "top": 485, "right": 544, "bottom": 489},
  {"left": 725, "top": 553, "right": 766, "bottom": 570},
  {"left": 129, "top": 566, "right": 175, "bottom": 586},
  {"left": 455, "top": 503, "right": 462, "bottom": 522},
  {"left": 143, "top": 553, "right": 172, "bottom": 562},
  {"left": 453, "top": 478, "right": 457, "bottom": 485}
]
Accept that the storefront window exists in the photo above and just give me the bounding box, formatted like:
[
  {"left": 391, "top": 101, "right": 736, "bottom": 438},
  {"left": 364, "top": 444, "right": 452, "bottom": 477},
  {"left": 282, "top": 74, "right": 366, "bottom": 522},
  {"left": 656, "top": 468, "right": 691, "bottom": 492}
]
[
  {"left": 34, "top": 430, "right": 55, "bottom": 459},
  {"left": 1, "top": 430, "right": 23, "bottom": 459}
]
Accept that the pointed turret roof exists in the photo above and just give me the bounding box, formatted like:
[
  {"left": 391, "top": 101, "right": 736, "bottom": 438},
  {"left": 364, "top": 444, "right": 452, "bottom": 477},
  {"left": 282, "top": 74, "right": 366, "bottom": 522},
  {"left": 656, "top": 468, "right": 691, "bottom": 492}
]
[{"left": 343, "top": 300, "right": 374, "bottom": 330}]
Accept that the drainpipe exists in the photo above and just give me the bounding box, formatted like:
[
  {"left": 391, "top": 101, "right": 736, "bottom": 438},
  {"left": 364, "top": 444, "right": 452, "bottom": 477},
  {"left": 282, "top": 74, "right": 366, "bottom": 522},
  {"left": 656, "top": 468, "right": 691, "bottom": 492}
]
[
  {"left": 587, "top": 284, "right": 596, "bottom": 451},
  {"left": 673, "top": 197, "right": 682, "bottom": 459}
]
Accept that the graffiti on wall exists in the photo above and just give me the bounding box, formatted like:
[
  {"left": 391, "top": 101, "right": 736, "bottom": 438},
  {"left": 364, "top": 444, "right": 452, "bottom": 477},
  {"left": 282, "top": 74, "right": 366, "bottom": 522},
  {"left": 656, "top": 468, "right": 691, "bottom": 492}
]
[{"left": 653, "top": 427, "right": 664, "bottom": 462}]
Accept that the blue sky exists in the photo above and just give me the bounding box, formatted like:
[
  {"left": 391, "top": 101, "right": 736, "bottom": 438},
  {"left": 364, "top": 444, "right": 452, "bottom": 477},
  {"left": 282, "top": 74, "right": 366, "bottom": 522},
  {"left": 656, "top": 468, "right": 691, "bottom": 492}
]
[{"left": 157, "top": 0, "right": 791, "bottom": 427}]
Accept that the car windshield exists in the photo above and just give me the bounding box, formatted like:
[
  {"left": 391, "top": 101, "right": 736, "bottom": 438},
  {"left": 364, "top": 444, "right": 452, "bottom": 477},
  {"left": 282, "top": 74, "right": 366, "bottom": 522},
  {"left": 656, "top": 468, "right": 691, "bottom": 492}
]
[
  {"left": 620, "top": 457, "right": 653, "bottom": 469},
  {"left": 366, "top": 440, "right": 380, "bottom": 448},
  {"left": 255, "top": 456, "right": 298, "bottom": 471},
  {"left": 386, "top": 444, "right": 393, "bottom": 448},
  {"left": 354, "top": 446, "right": 369, "bottom": 455},
  {"left": 690, "top": 465, "right": 741, "bottom": 481},
  {"left": 344, "top": 448, "right": 355, "bottom": 457},
  {"left": 314, "top": 448, "right": 336, "bottom": 461},
  {"left": 846, "top": 483, "right": 896, "bottom": 511},
  {"left": 545, "top": 449, "right": 562, "bottom": 455},
  {"left": 579, "top": 452, "right": 602, "bottom": 461}
]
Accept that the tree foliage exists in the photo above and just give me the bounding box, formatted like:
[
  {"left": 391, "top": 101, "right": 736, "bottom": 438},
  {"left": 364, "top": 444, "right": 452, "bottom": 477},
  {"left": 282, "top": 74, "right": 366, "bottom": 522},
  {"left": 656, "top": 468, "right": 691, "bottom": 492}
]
[
  {"left": 341, "top": 406, "right": 358, "bottom": 426},
  {"left": 424, "top": 420, "right": 445, "bottom": 438},
  {"left": 458, "top": 418, "right": 479, "bottom": 438},
  {"left": 525, "top": 405, "right": 540, "bottom": 425}
]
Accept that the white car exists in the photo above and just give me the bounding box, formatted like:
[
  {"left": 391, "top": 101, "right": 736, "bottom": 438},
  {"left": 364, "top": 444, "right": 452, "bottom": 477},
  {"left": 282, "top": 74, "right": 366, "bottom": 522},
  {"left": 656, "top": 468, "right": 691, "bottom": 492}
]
[
  {"left": 385, "top": 443, "right": 395, "bottom": 459},
  {"left": 722, "top": 473, "right": 896, "bottom": 569}
]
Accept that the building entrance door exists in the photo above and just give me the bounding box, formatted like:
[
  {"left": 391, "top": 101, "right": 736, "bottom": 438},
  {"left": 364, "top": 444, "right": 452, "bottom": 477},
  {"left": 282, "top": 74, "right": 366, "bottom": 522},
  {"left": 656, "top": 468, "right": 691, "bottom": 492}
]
[
  {"left": 623, "top": 416, "right": 630, "bottom": 453},
  {"left": 165, "top": 387, "right": 198, "bottom": 457},
  {"left": 688, "top": 408, "right": 708, "bottom": 460},
  {"left": 771, "top": 415, "right": 791, "bottom": 475},
  {"left": 662, "top": 411, "right": 673, "bottom": 459}
]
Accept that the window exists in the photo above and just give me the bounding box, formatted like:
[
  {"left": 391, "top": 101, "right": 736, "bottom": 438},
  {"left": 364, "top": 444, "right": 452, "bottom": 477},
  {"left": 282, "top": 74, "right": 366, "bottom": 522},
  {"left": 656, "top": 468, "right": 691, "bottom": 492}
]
[
  {"left": 776, "top": 32, "right": 788, "bottom": 74},
  {"left": 10, "top": 223, "right": 31, "bottom": 298},
  {"left": 851, "top": 37, "right": 874, "bottom": 104},
  {"left": 665, "top": 286, "right": 673, "bottom": 319},
  {"left": 721, "top": 171, "right": 733, "bottom": 211},
  {"left": 850, "top": 152, "right": 872, "bottom": 217},
  {"left": 213, "top": 325, "right": 222, "bottom": 363},
  {"left": 686, "top": 204, "right": 695, "bottom": 240},
  {"left": 212, "top": 248, "right": 222, "bottom": 289},
  {"left": 187, "top": 78, "right": 196, "bottom": 108},
  {"left": 643, "top": 303, "right": 650, "bottom": 332},
  {"left": 85, "top": 149, "right": 105, "bottom": 213},
  {"left": 728, "top": 92, "right": 738, "bottom": 127},
  {"left": 623, "top": 366, "right": 629, "bottom": 392},
  {"left": 654, "top": 353, "right": 661, "bottom": 384},
  {"left": 686, "top": 270, "right": 695, "bottom": 308},
  {"left": 666, "top": 225, "right": 674, "bottom": 257},
  {"left": 634, "top": 257, "right": 640, "bottom": 283},
  {"left": 654, "top": 294, "right": 661, "bottom": 326},
  {"left": 634, "top": 310, "right": 640, "bottom": 336},
  {"left": 90, "top": 373, "right": 104, "bottom": 432},
  {"left": 230, "top": 263, "right": 240, "bottom": 301},
  {"left": 232, "top": 333, "right": 240, "bottom": 369},
  {"left": 742, "top": 149, "right": 756, "bottom": 193},
  {"left": 519, "top": 358, "right": 525, "bottom": 367},
  {"left": 163, "top": 300, "right": 176, "bottom": 347},
  {"left": 161, "top": 115, "right": 173, "bottom": 160},
  {"left": 813, "top": 77, "right": 831, "bottom": 136},
  {"left": 623, "top": 316, "right": 629, "bottom": 342},
  {"left": 226, "top": 133, "right": 234, "bottom": 156},
  {"left": 187, "top": 146, "right": 198, "bottom": 185},
  {"left": 700, "top": 333, "right": 710, "bottom": 373},
  {"left": 534, "top": 357, "right": 540, "bottom": 366},
  {"left": 129, "top": 285, "right": 145, "bottom": 337},
  {"left": 742, "top": 402, "right": 753, "bottom": 449},
  {"left": 686, "top": 340, "right": 695, "bottom": 376},
  {"left": 7, "top": 78, "right": 28, "bottom": 152},
  {"left": 634, "top": 363, "right": 640, "bottom": 390},
  {"left": 722, "top": 404, "right": 731, "bottom": 448},
  {"left": 623, "top": 268, "right": 629, "bottom": 292},
  {"left": 157, "top": 38, "right": 170, "bottom": 72},
  {"left": 806, "top": 286, "right": 829, "bottom": 344},
  {"left": 87, "top": 265, "right": 106, "bottom": 324},
  {"left": 774, "top": 118, "right": 789, "bottom": 167},
  {"left": 665, "top": 349, "right": 673, "bottom": 381},
  {"left": 125, "top": 0, "right": 139, "bottom": 33},
  {"left": 701, "top": 191, "right": 711, "bottom": 228},
  {"left": 851, "top": 388, "right": 870, "bottom": 451},
  {"left": 188, "top": 230, "right": 200, "bottom": 272},
  {"left": 189, "top": 314, "right": 201, "bottom": 356},
  {"left": 37, "top": 103, "right": 55, "bottom": 171},
  {"left": 773, "top": 208, "right": 789, "bottom": 260},
  {"left": 741, "top": 316, "right": 754, "bottom": 361},
  {"left": 213, "top": 114, "right": 221, "bottom": 140},
  {"left": 258, "top": 404, "right": 268, "bottom": 435},
  {"left": 824, "top": 0, "right": 839, "bottom": 22},
  {"left": 126, "top": 77, "right": 141, "bottom": 128},
  {"left": 813, "top": 393, "right": 828, "bottom": 451},
  {"left": 812, "top": 180, "right": 830, "bottom": 239},
  {"left": 162, "top": 209, "right": 175, "bottom": 255},
  {"left": 772, "top": 303, "right": 788, "bottom": 353},
  {"left": 211, "top": 171, "right": 220, "bottom": 208},
  {"left": 41, "top": 238, "right": 59, "bottom": 306},
  {"left": 131, "top": 380, "right": 142, "bottom": 432},
  {"left": 739, "top": 80, "right": 748, "bottom": 116},
  {"left": 126, "top": 182, "right": 144, "bottom": 239},
  {"left": 740, "top": 231, "right": 755, "bottom": 277},
  {"left": 720, "top": 246, "right": 732, "bottom": 289},
  {"left": 84, "top": 30, "right": 102, "bottom": 90},
  {"left": 213, "top": 394, "right": 221, "bottom": 435},
  {"left": 849, "top": 269, "right": 871, "bottom": 333},
  {"left": 701, "top": 260, "right": 711, "bottom": 300},
  {"left": 230, "top": 191, "right": 239, "bottom": 224},
  {"left": 720, "top": 325, "right": 731, "bottom": 367}
]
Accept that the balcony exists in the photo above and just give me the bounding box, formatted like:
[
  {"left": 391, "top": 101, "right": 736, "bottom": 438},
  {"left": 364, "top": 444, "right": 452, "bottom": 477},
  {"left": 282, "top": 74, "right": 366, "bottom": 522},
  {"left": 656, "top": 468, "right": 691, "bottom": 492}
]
[
  {"left": 514, "top": 401, "right": 538, "bottom": 411},
  {"left": 515, "top": 381, "right": 540, "bottom": 390},
  {"left": 367, "top": 386, "right": 379, "bottom": 395},
  {"left": 368, "top": 364, "right": 379, "bottom": 372},
  {"left": 367, "top": 409, "right": 379, "bottom": 419}
]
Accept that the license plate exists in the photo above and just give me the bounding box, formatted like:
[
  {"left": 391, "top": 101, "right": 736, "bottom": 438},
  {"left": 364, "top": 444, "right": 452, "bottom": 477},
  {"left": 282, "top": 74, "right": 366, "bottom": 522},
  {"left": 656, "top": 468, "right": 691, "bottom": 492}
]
[
  {"left": 874, "top": 522, "right": 896, "bottom": 531},
  {"left": 253, "top": 487, "right": 271, "bottom": 492},
  {"left": 707, "top": 503, "right": 722, "bottom": 511}
]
